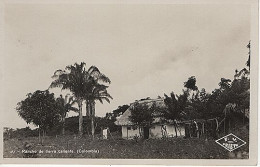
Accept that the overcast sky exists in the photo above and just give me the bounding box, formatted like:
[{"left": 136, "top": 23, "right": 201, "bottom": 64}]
[{"left": 3, "top": 3, "right": 250, "bottom": 129}]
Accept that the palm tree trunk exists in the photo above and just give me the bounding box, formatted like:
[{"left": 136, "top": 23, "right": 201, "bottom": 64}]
[
  {"left": 174, "top": 123, "right": 178, "bottom": 137},
  {"left": 91, "top": 101, "right": 95, "bottom": 140},
  {"left": 78, "top": 100, "right": 83, "bottom": 137},
  {"left": 86, "top": 100, "right": 90, "bottom": 117},
  {"left": 42, "top": 129, "right": 45, "bottom": 144}
]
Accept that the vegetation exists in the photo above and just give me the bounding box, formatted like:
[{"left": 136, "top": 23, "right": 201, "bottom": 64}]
[
  {"left": 4, "top": 127, "right": 38, "bottom": 139},
  {"left": 4, "top": 130, "right": 249, "bottom": 159},
  {"left": 105, "top": 105, "right": 129, "bottom": 122},
  {"left": 6, "top": 42, "right": 250, "bottom": 159},
  {"left": 50, "top": 62, "right": 112, "bottom": 138},
  {"left": 50, "top": 62, "right": 88, "bottom": 137},
  {"left": 16, "top": 90, "right": 60, "bottom": 142},
  {"left": 83, "top": 66, "right": 112, "bottom": 140},
  {"left": 129, "top": 102, "right": 156, "bottom": 127},
  {"left": 56, "top": 94, "right": 78, "bottom": 135}
]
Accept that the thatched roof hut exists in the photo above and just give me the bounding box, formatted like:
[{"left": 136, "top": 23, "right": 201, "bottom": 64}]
[{"left": 115, "top": 98, "right": 169, "bottom": 126}]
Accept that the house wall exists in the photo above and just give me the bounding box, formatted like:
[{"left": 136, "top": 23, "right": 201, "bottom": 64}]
[
  {"left": 122, "top": 126, "right": 142, "bottom": 139},
  {"left": 121, "top": 124, "right": 185, "bottom": 139},
  {"left": 149, "top": 124, "right": 185, "bottom": 138}
]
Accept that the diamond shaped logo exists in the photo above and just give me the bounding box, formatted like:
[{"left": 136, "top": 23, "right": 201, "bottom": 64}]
[{"left": 215, "top": 133, "right": 246, "bottom": 152}]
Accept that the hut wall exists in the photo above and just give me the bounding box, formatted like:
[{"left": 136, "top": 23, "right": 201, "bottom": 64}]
[
  {"left": 122, "top": 126, "right": 141, "bottom": 139},
  {"left": 150, "top": 125, "right": 163, "bottom": 138},
  {"left": 150, "top": 124, "right": 185, "bottom": 138},
  {"left": 121, "top": 124, "right": 185, "bottom": 139}
]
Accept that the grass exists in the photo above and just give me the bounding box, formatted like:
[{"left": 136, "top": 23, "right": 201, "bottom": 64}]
[{"left": 3, "top": 132, "right": 249, "bottom": 159}]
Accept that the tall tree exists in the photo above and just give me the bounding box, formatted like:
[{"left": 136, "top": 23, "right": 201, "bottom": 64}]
[
  {"left": 50, "top": 62, "right": 89, "bottom": 137},
  {"left": 16, "top": 90, "right": 60, "bottom": 142},
  {"left": 56, "top": 94, "right": 78, "bottom": 135},
  {"left": 84, "top": 66, "right": 112, "bottom": 140},
  {"left": 189, "top": 88, "right": 211, "bottom": 119},
  {"left": 163, "top": 91, "right": 189, "bottom": 136}
]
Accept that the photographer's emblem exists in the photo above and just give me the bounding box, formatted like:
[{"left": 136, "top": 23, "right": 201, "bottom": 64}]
[{"left": 215, "top": 133, "right": 246, "bottom": 152}]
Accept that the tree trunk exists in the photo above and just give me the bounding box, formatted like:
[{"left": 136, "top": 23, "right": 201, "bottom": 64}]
[
  {"left": 61, "top": 115, "right": 66, "bottom": 135},
  {"left": 228, "top": 117, "right": 231, "bottom": 133},
  {"left": 78, "top": 100, "right": 83, "bottom": 137},
  {"left": 224, "top": 118, "right": 226, "bottom": 135},
  {"left": 42, "top": 129, "right": 44, "bottom": 144},
  {"left": 38, "top": 127, "right": 41, "bottom": 144},
  {"left": 86, "top": 100, "right": 90, "bottom": 117},
  {"left": 62, "top": 119, "right": 65, "bottom": 135},
  {"left": 91, "top": 101, "right": 95, "bottom": 140},
  {"left": 243, "top": 108, "right": 245, "bottom": 124},
  {"left": 174, "top": 122, "right": 178, "bottom": 137}
]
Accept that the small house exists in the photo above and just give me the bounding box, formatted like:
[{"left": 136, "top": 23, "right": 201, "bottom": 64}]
[{"left": 115, "top": 98, "right": 185, "bottom": 139}]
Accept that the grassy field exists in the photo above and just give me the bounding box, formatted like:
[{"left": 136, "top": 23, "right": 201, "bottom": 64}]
[{"left": 3, "top": 132, "right": 249, "bottom": 159}]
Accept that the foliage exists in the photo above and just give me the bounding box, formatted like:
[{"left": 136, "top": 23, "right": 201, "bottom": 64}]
[
  {"left": 83, "top": 66, "right": 112, "bottom": 140},
  {"left": 184, "top": 76, "right": 198, "bottom": 91},
  {"left": 50, "top": 62, "right": 112, "bottom": 138},
  {"left": 163, "top": 91, "right": 188, "bottom": 120},
  {"left": 4, "top": 127, "right": 39, "bottom": 139},
  {"left": 105, "top": 105, "right": 129, "bottom": 122},
  {"left": 56, "top": 94, "right": 78, "bottom": 135},
  {"left": 4, "top": 134, "right": 247, "bottom": 159},
  {"left": 129, "top": 102, "right": 157, "bottom": 126},
  {"left": 62, "top": 116, "right": 119, "bottom": 135},
  {"left": 50, "top": 62, "right": 88, "bottom": 100},
  {"left": 16, "top": 90, "right": 61, "bottom": 131},
  {"left": 56, "top": 94, "right": 78, "bottom": 118},
  {"left": 50, "top": 62, "right": 91, "bottom": 136},
  {"left": 164, "top": 63, "right": 249, "bottom": 121},
  {"left": 187, "top": 88, "right": 211, "bottom": 119}
]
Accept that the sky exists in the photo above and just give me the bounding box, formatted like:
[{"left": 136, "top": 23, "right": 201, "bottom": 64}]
[{"left": 2, "top": 3, "right": 251, "bottom": 129}]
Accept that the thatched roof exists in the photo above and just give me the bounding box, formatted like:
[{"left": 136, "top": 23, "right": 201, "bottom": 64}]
[{"left": 115, "top": 98, "right": 168, "bottom": 126}]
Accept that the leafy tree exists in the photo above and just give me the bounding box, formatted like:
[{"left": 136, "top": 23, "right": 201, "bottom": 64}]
[
  {"left": 16, "top": 90, "right": 60, "bottom": 142},
  {"left": 106, "top": 104, "right": 129, "bottom": 122},
  {"left": 56, "top": 94, "right": 78, "bottom": 135},
  {"left": 229, "top": 77, "right": 250, "bottom": 110},
  {"left": 50, "top": 62, "right": 89, "bottom": 137},
  {"left": 129, "top": 102, "right": 156, "bottom": 127},
  {"left": 189, "top": 88, "right": 211, "bottom": 119},
  {"left": 184, "top": 76, "right": 198, "bottom": 91},
  {"left": 163, "top": 92, "right": 189, "bottom": 136},
  {"left": 219, "top": 78, "right": 231, "bottom": 91},
  {"left": 163, "top": 92, "right": 188, "bottom": 120}
]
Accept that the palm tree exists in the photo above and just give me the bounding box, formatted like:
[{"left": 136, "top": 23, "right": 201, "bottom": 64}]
[
  {"left": 50, "top": 62, "right": 88, "bottom": 137},
  {"left": 84, "top": 66, "right": 112, "bottom": 140},
  {"left": 56, "top": 94, "right": 78, "bottom": 135},
  {"left": 87, "top": 84, "right": 113, "bottom": 140}
]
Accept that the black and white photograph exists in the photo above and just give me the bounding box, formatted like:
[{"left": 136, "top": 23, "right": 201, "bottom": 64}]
[{"left": 0, "top": 0, "right": 258, "bottom": 165}]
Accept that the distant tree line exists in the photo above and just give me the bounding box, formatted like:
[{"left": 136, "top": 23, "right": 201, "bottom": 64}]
[{"left": 129, "top": 42, "right": 250, "bottom": 135}]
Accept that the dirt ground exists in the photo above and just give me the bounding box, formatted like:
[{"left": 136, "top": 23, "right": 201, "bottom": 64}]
[{"left": 3, "top": 134, "right": 249, "bottom": 159}]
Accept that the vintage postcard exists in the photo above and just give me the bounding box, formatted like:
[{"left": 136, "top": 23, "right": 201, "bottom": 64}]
[{"left": 0, "top": 0, "right": 258, "bottom": 165}]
